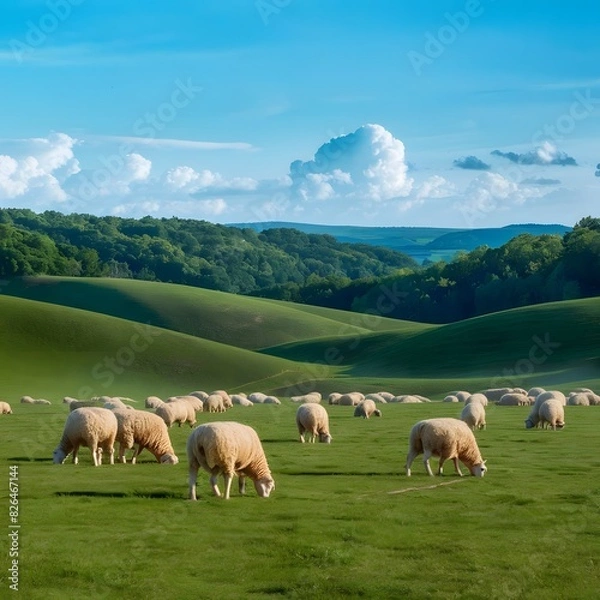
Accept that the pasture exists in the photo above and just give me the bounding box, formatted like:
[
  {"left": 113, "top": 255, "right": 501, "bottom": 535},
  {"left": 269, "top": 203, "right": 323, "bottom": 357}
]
[{"left": 1, "top": 399, "right": 599, "bottom": 599}]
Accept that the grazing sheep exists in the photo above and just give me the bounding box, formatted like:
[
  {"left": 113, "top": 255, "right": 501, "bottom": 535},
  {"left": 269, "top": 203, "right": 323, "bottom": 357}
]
[
  {"left": 526, "top": 386, "right": 546, "bottom": 397},
  {"left": 338, "top": 392, "right": 364, "bottom": 406},
  {"left": 377, "top": 392, "right": 395, "bottom": 402},
  {"left": 263, "top": 395, "right": 281, "bottom": 405},
  {"left": 187, "top": 422, "right": 275, "bottom": 501},
  {"left": 53, "top": 407, "right": 118, "bottom": 466},
  {"left": 365, "top": 393, "right": 387, "bottom": 404},
  {"left": 210, "top": 390, "right": 233, "bottom": 409},
  {"left": 448, "top": 391, "right": 471, "bottom": 403},
  {"left": 395, "top": 395, "right": 422, "bottom": 404},
  {"left": 145, "top": 396, "right": 164, "bottom": 409},
  {"left": 497, "top": 392, "right": 529, "bottom": 406},
  {"left": 290, "top": 392, "right": 322, "bottom": 403},
  {"left": 465, "top": 393, "right": 488, "bottom": 407},
  {"left": 204, "top": 394, "right": 226, "bottom": 413},
  {"left": 104, "top": 398, "right": 132, "bottom": 411},
  {"left": 63, "top": 396, "right": 78, "bottom": 404},
  {"left": 189, "top": 390, "right": 209, "bottom": 401},
  {"left": 328, "top": 392, "right": 342, "bottom": 405},
  {"left": 112, "top": 409, "right": 178, "bottom": 464},
  {"left": 443, "top": 395, "right": 460, "bottom": 403},
  {"left": 405, "top": 418, "right": 487, "bottom": 478},
  {"left": 569, "top": 390, "right": 600, "bottom": 405},
  {"left": 249, "top": 392, "right": 268, "bottom": 403},
  {"left": 32, "top": 398, "right": 51, "bottom": 405},
  {"left": 20, "top": 396, "right": 35, "bottom": 404},
  {"left": 68, "top": 399, "right": 104, "bottom": 411},
  {"left": 167, "top": 395, "right": 204, "bottom": 412},
  {"left": 538, "top": 399, "right": 565, "bottom": 430},
  {"left": 0, "top": 401, "right": 12, "bottom": 414},
  {"left": 536, "top": 390, "right": 566, "bottom": 406},
  {"left": 231, "top": 394, "right": 254, "bottom": 407},
  {"left": 567, "top": 393, "right": 590, "bottom": 406},
  {"left": 414, "top": 395, "right": 432, "bottom": 403},
  {"left": 295, "top": 403, "right": 332, "bottom": 443},
  {"left": 460, "top": 402, "right": 486, "bottom": 430},
  {"left": 354, "top": 399, "right": 382, "bottom": 419},
  {"left": 155, "top": 400, "right": 196, "bottom": 428}
]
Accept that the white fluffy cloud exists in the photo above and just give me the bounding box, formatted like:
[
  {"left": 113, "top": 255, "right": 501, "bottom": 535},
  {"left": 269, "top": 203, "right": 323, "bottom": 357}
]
[
  {"left": 164, "top": 165, "right": 258, "bottom": 194},
  {"left": 0, "top": 132, "right": 79, "bottom": 203},
  {"left": 289, "top": 124, "right": 413, "bottom": 203}
]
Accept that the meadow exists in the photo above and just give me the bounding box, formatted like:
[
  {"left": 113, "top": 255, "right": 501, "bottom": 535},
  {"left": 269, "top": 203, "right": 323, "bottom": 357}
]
[
  {"left": 1, "top": 276, "right": 600, "bottom": 598},
  {"left": 1, "top": 400, "right": 599, "bottom": 599}
]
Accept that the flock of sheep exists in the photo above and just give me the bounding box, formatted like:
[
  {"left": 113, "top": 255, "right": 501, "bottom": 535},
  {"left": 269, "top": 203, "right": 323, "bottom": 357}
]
[{"left": 3, "top": 383, "right": 597, "bottom": 499}]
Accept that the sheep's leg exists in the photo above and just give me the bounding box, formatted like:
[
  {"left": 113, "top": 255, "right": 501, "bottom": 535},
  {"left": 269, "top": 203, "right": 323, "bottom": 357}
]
[
  {"left": 118, "top": 443, "right": 127, "bottom": 464},
  {"left": 423, "top": 451, "right": 435, "bottom": 476},
  {"left": 107, "top": 445, "right": 114, "bottom": 465},
  {"left": 223, "top": 473, "right": 234, "bottom": 500},
  {"left": 238, "top": 474, "right": 246, "bottom": 496},
  {"left": 452, "top": 457, "right": 463, "bottom": 477},
  {"left": 405, "top": 450, "right": 417, "bottom": 476},
  {"left": 437, "top": 456, "right": 446, "bottom": 476},
  {"left": 188, "top": 465, "right": 198, "bottom": 501},
  {"left": 96, "top": 447, "right": 103, "bottom": 466},
  {"left": 298, "top": 428, "right": 306, "bottom": 443},
  {"left": 210, "top": 473, "right": 222, "bottom": 497},
  {"left": 131, "top": 445, "right": 144, "bottom": 465},
  {"left": 72, "top": 445, "right": 79, "bottom": 465}
]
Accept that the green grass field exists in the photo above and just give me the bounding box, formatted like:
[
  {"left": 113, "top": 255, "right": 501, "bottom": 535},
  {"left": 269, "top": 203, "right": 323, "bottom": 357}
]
[
  {"left": 1, "top": 276, "right": 600, "bottom": 598},
  {"left": 1, "top": 400, "right": 599, "bottom": 599}
]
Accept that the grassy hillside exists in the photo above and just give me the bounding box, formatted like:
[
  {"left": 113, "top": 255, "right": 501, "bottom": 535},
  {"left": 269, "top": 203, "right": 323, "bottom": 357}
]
[
  {"left": 0, "top": 295, "right": 332, "bottom": 400},
  {"left": 2, "top": 277, "right": 414, "bottom": 350},
  {"left": 263, "top": 297, "right": 600, "bottom": 392},
  {"left": 2, "top": 401, "right": 599, "bottom": 598}
]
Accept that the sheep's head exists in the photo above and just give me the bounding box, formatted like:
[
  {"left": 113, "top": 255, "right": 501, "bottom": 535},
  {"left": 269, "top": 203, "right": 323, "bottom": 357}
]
[
  {"left": 524, "top": 417, "right": 536, "bottom": 429},
  {"left": 319, "top": 432, "right": 332, "bottom": 444},
  {"left": 470, "top": 461, "right": 487, "bottom": 477},
  {"left": 254, "top": 477, "right": 275, "bottom": 498},
  {"left": 374, "top": 409, "right": 382, "bottom": 417},
  {"left": 160, "top": 453, "right": 179, "bottom": 465},
  {"left": 556, "top": 421, "right": 565, "bottom": 429},
  {"left": 52, "top": 448, "right": 67, "bottom": 464}
]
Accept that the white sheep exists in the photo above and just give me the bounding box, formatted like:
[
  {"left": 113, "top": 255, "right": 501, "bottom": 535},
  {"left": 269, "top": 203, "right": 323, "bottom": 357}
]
[
  {"left": 231, "top": 394, "right": 254, "bottom": 407},
  {"left": 209, "top": 390, "right": 233, "bottom": 409},
  {"left": 395, "top": 395, "right": 422, "bottom": 403},
  {"left": 448, "top": 390, "right": 471, "bottom": 403},
  {"left": 249, "top": 392, "right": 268, "bottom": 403},
  {"left": 63, "top": 396, "right": 78, "bottom": 404},
  {"left": 189, "top": 390, "right": 209, "bottom": 401},
  {"left": 263, "top": 395, "right": 281, "bottom": 405},
  {"left": 465, "top": 393, "right": 488, "bottom": 407},
  {"left": 167, "top": 395, "right": 204, "bottom": 412},
  {"left": 155, "top": 400, "right": 196, "bottom": 427},
  {"left": 290, "top": 392, "right": 322, "bottom": 403},
  {"left": 53, "top": 407, "right": 118, "bottom": 466},
  {"left": 187, "top": 421, "right": 275, "bottom": 501},
  {"left": 377, "top": 391, "right": 395, "bottom": 402},
  {"left": 365, "top": 393, "right": 387, "bottom": 404},
  {"left": 497, "top": 392, "right": 529, "bottom": 406},
  {"left": 568, "top": 393, "right": 590, "bottom": 406},
  {"left": 68, "top": 399, "right": 104, "bottom": 411},
  {"left": 538, "top": 399, "right": 565, "bottom": 430},
  {"left": 338, "top": 392, "right": 364, "bottom": 406},
  {"left": 145, "top": 396, "right": 164, "bottom": 409},
  {"left": 112, "top": 409, "right": 179, "bottom": 464},
  {"left": 354, "top": 399, "right": 382, "bottom": 419},
  {"left": 204, "top": 394, "right": 226, "bottom": 413},
  {"left": 20, "top": 396, "right": 35, "bottom": 404},
  {"left": 480, "top": 388, "right": 513, "bottom": 402},
  {"left": 104, "top": 398, "right": 132, "bottom": 411},
  {"left": 328, "top": 392, "right": 342, "bottom": 405},
  {"left": 527, "top": 387, "right": 546, "bottom": 397},
  {"left": 443, "top": 395, "right": 460, "bottom": 403},
  {"left": 535, "top": 390, "right": 566, "bottom": 406},
  {"left": 525, "top": 391, "right": 567, "bottom": 428},
  {"left": 295, "top": 403, "right": 332, "bottom": 443},
  {"left": 460, "top": 401, "right": 486, "bottom": 430},
  {"left": 405, "top": 417, "right": 487, "bottom": 477},
  {"left": 33, "top": 398, "right": 51, "bottom": 405},
  {"left": 0, "top": 401, "right": 13, "bottom": 414}
]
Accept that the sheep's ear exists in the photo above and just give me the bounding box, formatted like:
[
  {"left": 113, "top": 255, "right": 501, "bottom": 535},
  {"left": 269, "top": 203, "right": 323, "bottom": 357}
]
[{"left": 482, "top": 460, "right": 487, "bottom": 465}]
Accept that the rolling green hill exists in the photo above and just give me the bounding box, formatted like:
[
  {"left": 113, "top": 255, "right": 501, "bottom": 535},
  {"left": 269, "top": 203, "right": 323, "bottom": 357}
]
[
  {"left": 1, "top": 276, "right": 413, "bottom": 350},
  {"left": 0, "top": 295, "right": 332, "bottom": 401}
]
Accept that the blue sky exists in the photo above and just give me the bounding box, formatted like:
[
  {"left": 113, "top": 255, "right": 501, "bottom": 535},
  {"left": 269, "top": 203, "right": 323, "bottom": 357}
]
[{"left": 1, "top": 0, "right": 599, "bottom": 228}]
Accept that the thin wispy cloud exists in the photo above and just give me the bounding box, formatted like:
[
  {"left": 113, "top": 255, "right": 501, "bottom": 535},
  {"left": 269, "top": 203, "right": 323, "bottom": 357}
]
[{"left": 90, "top": 136, "right": 255, "bottom": 151}]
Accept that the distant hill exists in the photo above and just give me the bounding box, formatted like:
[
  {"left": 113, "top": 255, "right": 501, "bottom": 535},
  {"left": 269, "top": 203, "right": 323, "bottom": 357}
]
[{"left": 231, "top": 221, "right": 572, "bottom": 263}]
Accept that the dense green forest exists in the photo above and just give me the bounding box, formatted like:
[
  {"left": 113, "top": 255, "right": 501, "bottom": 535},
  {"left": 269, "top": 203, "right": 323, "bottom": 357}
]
[
  {"left": 0, "top": 209, "right": 415, "bottom": 293},
  {"left": 253, "top": 217, "right": 600, "bottom": 323},
  {"left": 1, "top": 208, "right": 598, "bottom": 324}
]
